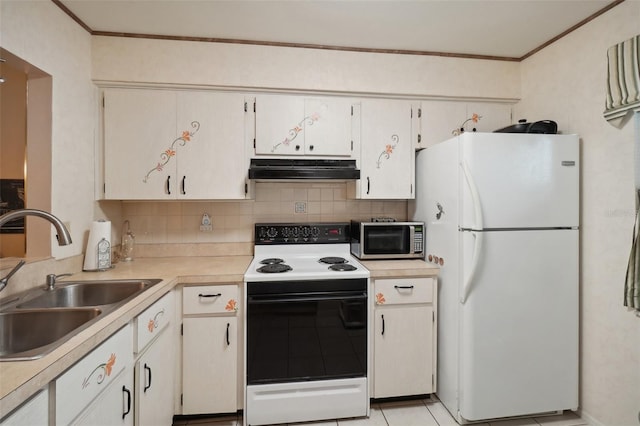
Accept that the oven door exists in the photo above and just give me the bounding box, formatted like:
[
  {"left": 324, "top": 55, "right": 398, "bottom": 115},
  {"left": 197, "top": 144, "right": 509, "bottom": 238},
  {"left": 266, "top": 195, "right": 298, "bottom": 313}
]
[{"left": 246, "top": 279, "right": 368, "bottom": 385}]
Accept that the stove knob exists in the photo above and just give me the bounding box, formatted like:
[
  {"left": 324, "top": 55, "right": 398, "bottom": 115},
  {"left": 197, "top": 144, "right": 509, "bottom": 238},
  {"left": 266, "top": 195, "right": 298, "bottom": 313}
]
[
  {"left": 311, "top": 227, "right": 320, "bottom": 237},
  {"left": 302, "top": 227, "right": 310, "bottom": 237},
  {"left": 267, "top": 227, "right": 278, "bottom": 238},
  {"left": 292, "top": 227, "right": 299, "bottom": 237},
  {"left": 282, "top": 228, "right": 291, "bottom": 238}
]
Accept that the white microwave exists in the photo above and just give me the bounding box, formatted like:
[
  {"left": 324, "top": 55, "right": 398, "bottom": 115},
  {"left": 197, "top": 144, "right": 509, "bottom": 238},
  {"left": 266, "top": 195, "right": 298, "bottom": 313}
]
[{"left": 350, "top": 220, "right": 424, "bottom": 260}]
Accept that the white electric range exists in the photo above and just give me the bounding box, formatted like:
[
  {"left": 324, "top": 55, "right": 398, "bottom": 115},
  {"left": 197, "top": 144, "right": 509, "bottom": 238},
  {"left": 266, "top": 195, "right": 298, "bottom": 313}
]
[{"left": 243, "top": 222, "right": 371, "bottom": 426}]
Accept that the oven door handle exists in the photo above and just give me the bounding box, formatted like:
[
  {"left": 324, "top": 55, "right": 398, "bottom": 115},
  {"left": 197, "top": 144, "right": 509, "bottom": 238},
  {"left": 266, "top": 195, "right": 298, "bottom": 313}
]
[{"left": 248, "top": 292, "right": 367, "bottom": 304}]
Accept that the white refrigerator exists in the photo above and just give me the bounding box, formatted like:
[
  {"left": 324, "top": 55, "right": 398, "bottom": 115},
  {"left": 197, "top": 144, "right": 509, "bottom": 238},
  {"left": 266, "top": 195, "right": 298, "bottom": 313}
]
[{"left": 409, "top": 132, "right": 579, "bottom": 423}]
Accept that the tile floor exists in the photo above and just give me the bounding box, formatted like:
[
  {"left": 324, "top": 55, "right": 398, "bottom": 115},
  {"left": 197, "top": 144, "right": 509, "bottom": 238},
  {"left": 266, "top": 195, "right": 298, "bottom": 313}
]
[{"left": 172, "top": 398, "right": 588, "bottom": 426}]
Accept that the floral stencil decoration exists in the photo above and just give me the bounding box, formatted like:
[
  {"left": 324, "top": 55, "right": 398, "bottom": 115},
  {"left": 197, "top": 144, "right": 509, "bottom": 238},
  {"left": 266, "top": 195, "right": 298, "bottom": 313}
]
[
  {"left": 82, "top": 353, "right": 116, "bottom": 389},
  {"left": 375, "top": 293, "right": 386, "bottom": 305},
  {"left": 376, "top": 134, "right": 399, "bottom": 168},
  {"left": 452, "top": 113, "right": 482, "bottom": 135},
  {"left": 225, "top": 299, "right": 238, "bottom": 312},
  {"left": 143, "top": 121, "right": 200, "bottom": 183},
  {"left": 147, "top": 309, "right": 165, "bottom": 332},
  {"left": 271, "top": 112, "right": 320, "bottom": 152}
]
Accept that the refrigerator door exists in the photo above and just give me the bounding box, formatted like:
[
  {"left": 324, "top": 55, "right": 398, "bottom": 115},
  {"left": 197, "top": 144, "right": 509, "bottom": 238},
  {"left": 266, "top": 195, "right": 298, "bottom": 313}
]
[
  {"left": 459, "top": 133, "right": 579, "bottom": 230},
  {"left": 458, "top": 228, "right": 578, "bottom": 421}
]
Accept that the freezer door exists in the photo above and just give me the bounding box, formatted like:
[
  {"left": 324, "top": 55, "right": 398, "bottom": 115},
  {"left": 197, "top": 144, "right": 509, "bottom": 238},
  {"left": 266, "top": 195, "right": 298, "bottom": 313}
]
[
  {"left": 459, "top": 229, "right": 579, "bottom": 421},
  {"left": 459, "top": 133, "right": 579, "bottom": 229}
]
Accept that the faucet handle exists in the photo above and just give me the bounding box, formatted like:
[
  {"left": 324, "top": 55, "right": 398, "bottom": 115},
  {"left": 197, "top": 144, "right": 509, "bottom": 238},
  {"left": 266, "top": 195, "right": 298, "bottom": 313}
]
[
  {"left": 0, "top": 260, "right": 26, "bottom": 292},
  {"left": 45, "top": 273, "right": 73, "bottom": 290}
]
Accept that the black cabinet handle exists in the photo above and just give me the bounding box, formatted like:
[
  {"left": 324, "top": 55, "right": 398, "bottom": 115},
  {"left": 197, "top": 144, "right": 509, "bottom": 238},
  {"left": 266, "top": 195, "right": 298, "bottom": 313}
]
[
  {"left": 181, "top": 176, "right": 186, "bottom": 195},
  {"left": 166, "top": 176, "right": 171, "bottom": 195},
  {"left": 122, "top": 386, "right": 132, "bottom": 419},
  {"left": 309, "top": 145, "right": 314, "bottom": 151},
  {"left": 198, "top": 293, "right": 222, "bottom": 298},
  {"left": 381, "top": 314, "right": 385, "bottom": 336},
  {"left": 295, "top": 145, "right": 300, "bottom": 151},
  {"left": 143, "top": 363, "right": 152, "bottom": 393},
  {"left": 226, "top": 322, "right": 230, "bottom": 346},
  {"left": 367, "top": 177, "right": 370, "bottom": 195},
  {"left": 394, "top": 285, "right": 414, "bottom": 290}
]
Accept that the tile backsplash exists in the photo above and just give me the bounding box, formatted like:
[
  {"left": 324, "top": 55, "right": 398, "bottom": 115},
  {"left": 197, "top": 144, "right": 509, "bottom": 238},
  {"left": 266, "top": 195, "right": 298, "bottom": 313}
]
[{"left": 123, "top": 182, "right": 408, "bottom": 246}]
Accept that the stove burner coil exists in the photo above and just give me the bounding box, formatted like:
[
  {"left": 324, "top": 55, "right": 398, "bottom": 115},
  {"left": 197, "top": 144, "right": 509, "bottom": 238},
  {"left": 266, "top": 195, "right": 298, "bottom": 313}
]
[
  {"left": 329, "top": 263, "right": 357, "bottom": 272},
  {"left": 257, "top": 263, "right": 293, "bottom": 273},
  {"left": 319, "top": 256, "right": 348, "bottom": 265},
  {"left": 260, "top": 258, "right": 285, "bottom": 265}
]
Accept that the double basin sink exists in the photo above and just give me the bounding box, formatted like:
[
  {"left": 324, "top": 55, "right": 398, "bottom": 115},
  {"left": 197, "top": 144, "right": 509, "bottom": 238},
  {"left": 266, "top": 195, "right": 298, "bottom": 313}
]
[{"left": 0, "top": 279, "right": 161, "bottom": 361}]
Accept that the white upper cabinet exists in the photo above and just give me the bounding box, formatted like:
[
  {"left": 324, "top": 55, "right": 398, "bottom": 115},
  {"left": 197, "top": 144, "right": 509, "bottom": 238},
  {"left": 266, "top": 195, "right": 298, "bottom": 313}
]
[
  {"left": 350, "top": 99, "right": 417, "bottom": 199},
  {"left": 254, "top": 94, "right": 353, "bottom": 156},
  {"left": 419, "top": 100, "right": 512, "bottom": 148},
  {"left": 102, "top": 88, "right": 251, "bottom": 200}
]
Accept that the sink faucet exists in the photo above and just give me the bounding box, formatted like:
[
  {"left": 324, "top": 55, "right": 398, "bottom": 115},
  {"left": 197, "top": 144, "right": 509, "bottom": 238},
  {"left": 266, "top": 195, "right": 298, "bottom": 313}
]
[
  {"left": 0, "top": 209, "right": 72, "bottom": 245},
  {"left": 0, "top": 260, "right": 26, "bottom": 292}
]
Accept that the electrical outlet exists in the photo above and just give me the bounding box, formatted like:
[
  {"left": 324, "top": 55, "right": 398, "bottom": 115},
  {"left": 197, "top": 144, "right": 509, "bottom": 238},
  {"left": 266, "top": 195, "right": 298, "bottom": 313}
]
[
  {"left": 295, "top": 201, "right": 307, "bottom": 214},
  {"left": 199, "top": 213, "right": 213, "bottom": 232}
]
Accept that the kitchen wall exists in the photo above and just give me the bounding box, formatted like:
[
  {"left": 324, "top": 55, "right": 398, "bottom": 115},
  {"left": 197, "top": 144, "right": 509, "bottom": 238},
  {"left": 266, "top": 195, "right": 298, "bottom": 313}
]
[
  {"left": 514, "top": 1, "right": 640, "bottom": 425},
  {"left": 1, "top": 0, "right": 95, "bottom": 260}
]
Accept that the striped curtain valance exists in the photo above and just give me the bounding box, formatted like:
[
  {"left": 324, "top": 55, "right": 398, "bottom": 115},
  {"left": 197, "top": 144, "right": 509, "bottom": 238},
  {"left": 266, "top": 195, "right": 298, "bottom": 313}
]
[{"left": 604, "top": 35, "right": 640, "bottom": 127}]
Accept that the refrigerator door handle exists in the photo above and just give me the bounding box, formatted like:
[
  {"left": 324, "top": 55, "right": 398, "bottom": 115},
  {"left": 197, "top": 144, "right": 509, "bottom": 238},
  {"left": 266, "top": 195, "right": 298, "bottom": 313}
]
[{"left": 460, "top": 161, "right": 484, "bottom": 304}]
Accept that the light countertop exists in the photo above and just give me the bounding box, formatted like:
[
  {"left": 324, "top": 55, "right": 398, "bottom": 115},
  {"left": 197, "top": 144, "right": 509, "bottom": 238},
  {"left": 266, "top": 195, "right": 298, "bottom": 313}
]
[{"left": 361, "top": 259, "right": 439, "bottom": 278}]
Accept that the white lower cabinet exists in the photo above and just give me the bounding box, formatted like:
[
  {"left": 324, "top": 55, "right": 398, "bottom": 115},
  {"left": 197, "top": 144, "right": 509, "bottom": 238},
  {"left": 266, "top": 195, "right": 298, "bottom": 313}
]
[
  {"left": 134, "top": 291, "right": 176, "bottom": 426},
  {"left": 0, "top": 388, "right": 49, "bottom": 425},
  {"left": 181, "top": 284, "right": 239, "bottom": 415},
  {"left": 372, "top": 277, "right": 437, "bottom": 399},
  {"left": 72, "top": 368, "right": 134, "bottom": 426}
]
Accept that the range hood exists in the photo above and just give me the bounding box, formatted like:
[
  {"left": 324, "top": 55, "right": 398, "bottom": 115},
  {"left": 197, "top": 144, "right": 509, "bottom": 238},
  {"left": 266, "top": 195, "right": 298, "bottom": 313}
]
[{"left": 248, "top": 159, "right": 360, "bottom": 180}]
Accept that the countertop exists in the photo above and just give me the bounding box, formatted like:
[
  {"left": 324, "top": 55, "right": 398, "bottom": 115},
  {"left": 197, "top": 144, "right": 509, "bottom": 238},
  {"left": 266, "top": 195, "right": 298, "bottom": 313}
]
[
  {"left": 0, "top": 256, "right": 436, "bottom": 417},
  {"left": 361, "top": 259, "right": 439, "bottom": 278}
]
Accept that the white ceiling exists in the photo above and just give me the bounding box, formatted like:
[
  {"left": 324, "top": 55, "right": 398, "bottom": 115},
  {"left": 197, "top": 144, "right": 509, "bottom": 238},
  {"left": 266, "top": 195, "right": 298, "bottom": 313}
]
[{"left": 58, "top": 0, "right": 618, "bottom": 59}]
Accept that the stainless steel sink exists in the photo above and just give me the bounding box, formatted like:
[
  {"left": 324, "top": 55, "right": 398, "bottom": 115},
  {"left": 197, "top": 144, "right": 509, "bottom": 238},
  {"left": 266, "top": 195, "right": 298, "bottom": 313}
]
[
  {"left": 0, "top": 309, "right": 102, "bottom": 361},
  {"left": 0, "top": 278, "right": 162, "bottom": 361},
  {"left": 17, "top": 279, "right": 161, "bottom": 309}
]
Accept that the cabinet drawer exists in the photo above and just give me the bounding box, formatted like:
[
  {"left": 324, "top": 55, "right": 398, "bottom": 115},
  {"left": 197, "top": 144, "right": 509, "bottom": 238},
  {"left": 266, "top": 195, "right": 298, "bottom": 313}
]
[
  {"left": 374, "top": 277, "right": 434, "bottom": 305},
  {"left": 56, "top": 324, "right": 133, "bottom": 425},
  {"left": 183, "top": 284, "right": 239, "bottom": 315},
  {"left": 134, "top": 290, "right": 174, "bottom": 353}
]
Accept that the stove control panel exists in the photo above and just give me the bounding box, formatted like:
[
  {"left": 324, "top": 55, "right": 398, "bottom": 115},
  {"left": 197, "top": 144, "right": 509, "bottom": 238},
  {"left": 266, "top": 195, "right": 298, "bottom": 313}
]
[{"left": 255, "top": 222, "right": 350, "bottom": 244}]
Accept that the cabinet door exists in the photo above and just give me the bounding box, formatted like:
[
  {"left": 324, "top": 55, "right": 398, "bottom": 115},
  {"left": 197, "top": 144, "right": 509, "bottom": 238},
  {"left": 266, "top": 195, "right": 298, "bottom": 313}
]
[
  {"left": 103, "top": 88, "right": 178, "bottom": 199},
  {"left": 358, "top": 99, "right": 415, "bottom": 199},
  {"left": 373, "top": 305, "right": 434, "bottom": 398},
  {"left": 182, "top": 317, "right": 237, "bottom": 414},
  {"left": 0, "top": 388, "right": 48, "bottom": 425},
  {"left": 255, "top": 95, "right": 306, "bottom": 155},
  {"left": 419, "top": 100, "right": 467, "bottom": 148},
  {"left": 303, "top": 97, "right": 352, "bottom": 156},
  {"left": 72, "top": 368, "right": 134, "bottom": 426},
  {"left": 136, "top": 328, "right": 175, "bottom": 426},
  {"left": 176, "top": 92, "right": 249, "bottom": 199}
]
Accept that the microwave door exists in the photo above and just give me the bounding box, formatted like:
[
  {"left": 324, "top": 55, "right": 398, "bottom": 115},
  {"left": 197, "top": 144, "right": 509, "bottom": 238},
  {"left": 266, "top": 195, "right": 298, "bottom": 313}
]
[{"left": 365, "top": 225, "right": 410, "bottom": 255}]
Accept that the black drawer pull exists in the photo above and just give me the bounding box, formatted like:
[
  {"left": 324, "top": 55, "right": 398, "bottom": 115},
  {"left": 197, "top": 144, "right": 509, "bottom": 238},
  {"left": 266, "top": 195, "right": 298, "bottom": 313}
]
[
  {"left": 166, "top": 176, "right": 171, "bottom": 195},
  {"left": 394, "top": 285, "right": 414, "bottom": 290},
  {"left": 381, "top": 314, "right": 385, "bottom": 336},
  {"left": 122, "top": 386, "right": 132, "bottom": 419},
  {"left": 143, "top": 363, "right": 152, "bottom": 393},
  {"left": 226, "top": 322, "right": 230, "bottom": 346},
  {"left": 198, "top": 293, "right": 222, "bottom": 298}
]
